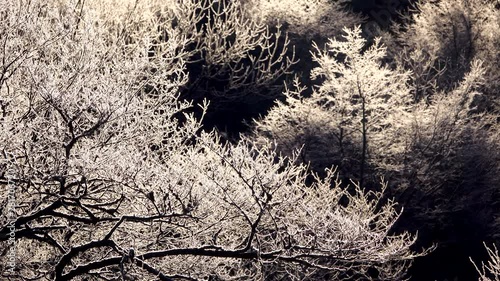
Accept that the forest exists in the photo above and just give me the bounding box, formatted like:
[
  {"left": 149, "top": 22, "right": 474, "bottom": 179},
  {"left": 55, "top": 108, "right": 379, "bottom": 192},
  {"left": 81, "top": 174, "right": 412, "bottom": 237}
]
[{"left": 0, "top": 0, "right": 499, "bottom": 280}]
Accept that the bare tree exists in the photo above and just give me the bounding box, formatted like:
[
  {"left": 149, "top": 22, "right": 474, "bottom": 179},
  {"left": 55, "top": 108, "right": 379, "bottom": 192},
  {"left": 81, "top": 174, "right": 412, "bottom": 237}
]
[
  {"left": 472, "top": 243, "right": 500, "bottom": 281},
  {"left": 176, "top": 0, "right": 297, "bottom": 100},
  {"left": 0, "top": 1, "right": 426, "bottom": 280},
  {"left": 246, "top": 0, "right": 364, "bottom": 38},
  {"left": 255, "top": 26, "right": 413, "bottom": 186},
  {"left": 396, "top": 0, "right": 499, "bottom": 96},
  {"left": 310, "top": 26, "right": 413, "bottom": 187},
  {"left": 379, "top": 60, "right": 500, "bottom": 241}
]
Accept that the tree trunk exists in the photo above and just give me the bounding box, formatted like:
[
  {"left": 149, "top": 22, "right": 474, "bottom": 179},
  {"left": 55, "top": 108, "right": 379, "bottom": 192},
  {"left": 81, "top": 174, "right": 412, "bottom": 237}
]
[{"left": 360, "top": 97, "right": 367, "bottom": 188}]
